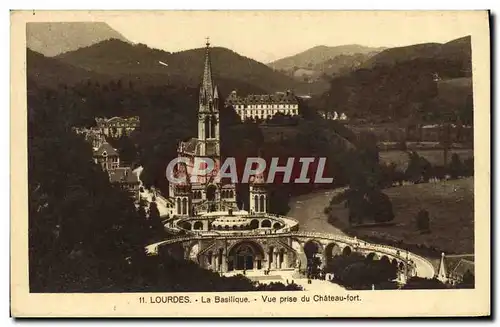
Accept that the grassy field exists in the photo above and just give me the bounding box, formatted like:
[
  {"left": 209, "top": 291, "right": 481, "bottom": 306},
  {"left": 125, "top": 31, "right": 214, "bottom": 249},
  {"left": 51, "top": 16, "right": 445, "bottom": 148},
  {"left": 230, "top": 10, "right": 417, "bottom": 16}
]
[
  {"left": 379, "top": 149, "right": 474, "bottom": 171},
  {"left": 327, "top": 178, "right": 474, "bottom": 255}
]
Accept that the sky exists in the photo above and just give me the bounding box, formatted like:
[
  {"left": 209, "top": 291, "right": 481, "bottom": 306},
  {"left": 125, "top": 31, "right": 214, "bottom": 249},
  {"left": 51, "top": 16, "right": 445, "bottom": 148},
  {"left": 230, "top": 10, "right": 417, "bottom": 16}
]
[{"left": 100, "top": 11, "right": 476, "bottom": 63}]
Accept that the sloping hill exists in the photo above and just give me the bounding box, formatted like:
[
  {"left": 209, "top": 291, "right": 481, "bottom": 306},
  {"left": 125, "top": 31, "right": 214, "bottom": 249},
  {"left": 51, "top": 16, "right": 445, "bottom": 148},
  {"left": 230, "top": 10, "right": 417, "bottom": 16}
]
[
  {"left": 27, "top": 48, "right": 104, "bottom": 88},
  {"left": 55, "top": 39, "right": 300, "bottom": 95},
  {"left": 27, "top": 22, "right": 131, "bottom": 57},
  {"left": 313, "top": 36, "right": 472, "bottom": 123},
  {"left": 362, "top": 36, "right": 471, "bottom": 72},
  {"left": 269, "top": 44, "right": 386, "bottom": 71}
]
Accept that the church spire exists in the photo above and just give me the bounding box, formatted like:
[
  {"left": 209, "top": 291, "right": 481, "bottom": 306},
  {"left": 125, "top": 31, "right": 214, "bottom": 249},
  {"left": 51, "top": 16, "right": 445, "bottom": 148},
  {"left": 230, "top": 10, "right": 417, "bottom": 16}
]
[{"left": 200, "top": 37, "right": 214, "bottom": 104}]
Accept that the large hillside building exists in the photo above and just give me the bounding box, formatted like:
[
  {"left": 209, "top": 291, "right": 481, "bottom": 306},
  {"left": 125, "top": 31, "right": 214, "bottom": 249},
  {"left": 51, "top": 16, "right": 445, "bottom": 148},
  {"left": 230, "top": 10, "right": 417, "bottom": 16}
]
[
  {"left": 225, "top": 90, "right": 299, "bottom": 121},
  {"left": 95, "top": 116, "right": 140, "bottom": 138}
]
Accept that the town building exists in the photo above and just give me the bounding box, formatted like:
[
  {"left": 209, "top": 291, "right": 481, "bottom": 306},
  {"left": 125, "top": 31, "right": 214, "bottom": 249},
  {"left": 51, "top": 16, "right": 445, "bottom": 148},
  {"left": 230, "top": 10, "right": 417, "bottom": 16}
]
[
  {"left": 74, "top": 124, "right": 141, "bottom": 200},
  {"left": 95, "top": 116, "right": 140, "bottom": 138},
  {"left": 318, "top": 110, "right": 348, "bottom": 121},
  {"left": 93, "top": 142, "right": 120, "bottom": 171},
  {"left": 225, "top": 90, "right": 299, "bottom": 121}
]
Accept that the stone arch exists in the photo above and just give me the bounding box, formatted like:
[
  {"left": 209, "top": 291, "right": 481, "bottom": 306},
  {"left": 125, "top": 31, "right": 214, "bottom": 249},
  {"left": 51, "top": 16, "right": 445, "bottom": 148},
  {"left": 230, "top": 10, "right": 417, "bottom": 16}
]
[
  {"left": 273, "top": 222, "right": 281, "bottom": 229},
  {"left": 380, "top": 255, "right": 390, "bottom": 265},
  {"left": 176, "top": 198, "right": 181, "bottom": 215},
  {"left": 399, "top": 261, "right": 405, "bottom": 270},
  {"left": 342, "top": 246, "right": 352, "bottom": 256},
  {"left": 224, "top": 225, "right": 229, "bottom": 230},
  {"left": 391, "top": 258, "right": 399, "bottom": 269},
  {"left": 324, "top": 242, "right": 342, "bottom": 265},
  {"left": 229, "top": 190, "right": 234, "bottom": 198},
  {"left": 210, "top": 115, "right": 217, "bottom": 139},
  {"left": 366, "top": 252, "right": 377, "bottom": 261},
  {"left": 249, "top": 219, "right": 259, "bottom": 229},
  {"left": 193, "top": 221, "right": 203, "bottom": 230},
  {"left": 303, "top": 240, "right": 323, "bottom": 259},
  {"left": 181, "top": 197, "right": 188, "bottom": 215},
  {"left": 228, "top": 241, "right": 265, "bottom": 271},
  {"left": 204, "top": 116, "right": 211, "bottom": 139},
  {"left": 278, "top": 248, "right": 286, "bottom": 269},
  {"left": 254, "top": 194, "right": 259, "bottom": 212},
  {"left": 259, "top": 195, "right": 265, "bottom": 213},
  {"left": 304, "top": 240, "right": 323, "bottom": 276},
  {"left": 261, "top": 219, "right": 271, "bottom": 228},
  {"left": 182, "top": 221, "right": 192, "bottom": 230}
]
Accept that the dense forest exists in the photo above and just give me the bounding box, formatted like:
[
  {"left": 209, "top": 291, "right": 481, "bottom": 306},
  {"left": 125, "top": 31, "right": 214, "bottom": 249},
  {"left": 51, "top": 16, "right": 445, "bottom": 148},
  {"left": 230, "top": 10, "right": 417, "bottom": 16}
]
[
  {"left": 314, "top": 58, "right": 473, "bottom": 124},
  {"left": 313, "top": 36, "right": 473, "bottom": 125}
]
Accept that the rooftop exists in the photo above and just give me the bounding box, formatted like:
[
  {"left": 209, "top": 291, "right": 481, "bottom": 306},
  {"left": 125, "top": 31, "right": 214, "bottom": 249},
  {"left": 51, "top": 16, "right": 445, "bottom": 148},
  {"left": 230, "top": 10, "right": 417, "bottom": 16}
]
[
  {"left": 225, "top": 90, "right": 298, "bottom": 105},
  {"left": 93, "top": 142, "right": 118, "bottom": 157}
]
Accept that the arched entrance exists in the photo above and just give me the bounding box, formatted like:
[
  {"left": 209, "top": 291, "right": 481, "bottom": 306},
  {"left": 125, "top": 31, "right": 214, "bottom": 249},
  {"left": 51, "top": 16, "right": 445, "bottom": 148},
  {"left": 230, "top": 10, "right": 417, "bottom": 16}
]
[
  {"left": 324, "top": 242, "right": 341, "bottom": 266},
  {"left": 249, "top": 219, "right": 259, "bottom": 229},
  {"left": 304, "top": 240, "right": 322, "bottom": 277},
  {"left": 228, "top": 241, "right": 264, "bottom": 271},
  {"left": 261, "top": 219, "right": 271, "bottom": 228}
]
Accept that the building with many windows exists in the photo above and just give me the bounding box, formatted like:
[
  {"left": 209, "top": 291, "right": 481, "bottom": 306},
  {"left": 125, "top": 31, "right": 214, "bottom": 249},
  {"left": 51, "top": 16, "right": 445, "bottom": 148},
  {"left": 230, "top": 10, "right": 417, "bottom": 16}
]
[
  {"left": 95, "top": 116, "right": 140, "bottom": 138},
  {"left": 225, "top": 90, "right": 299, "bottom": 121}
]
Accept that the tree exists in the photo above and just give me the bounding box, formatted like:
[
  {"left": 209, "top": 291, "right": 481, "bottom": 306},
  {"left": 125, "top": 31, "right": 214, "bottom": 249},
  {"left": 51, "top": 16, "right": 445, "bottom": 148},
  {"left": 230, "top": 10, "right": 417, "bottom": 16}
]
[
  {"left": 149, "top": 201, "right": 160, "bottom": 220},
  {"left": 449, "top": 153, "right": 464, "bottom": 179},
  {"left": 457, "top": 270, "right": 474, "bottom": 289},
  {"left": 368, "top": 190, "right": 395, "bottom": 223},
  {"left": 403, "top": 277, "right": 447, "bottom": 289},
  {"left": 415, "top": 209, "right": 431, "bottom": 233},
  {"left": 405, "top": 151, "right": 432, "bottom": 183}
]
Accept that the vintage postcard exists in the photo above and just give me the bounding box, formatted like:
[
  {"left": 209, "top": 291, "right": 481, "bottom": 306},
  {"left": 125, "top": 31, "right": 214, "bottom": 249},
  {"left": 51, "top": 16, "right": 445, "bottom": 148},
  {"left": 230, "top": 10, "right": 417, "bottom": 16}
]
[{"left": 11, "top": 10, "right": 490, "bottom": 317}]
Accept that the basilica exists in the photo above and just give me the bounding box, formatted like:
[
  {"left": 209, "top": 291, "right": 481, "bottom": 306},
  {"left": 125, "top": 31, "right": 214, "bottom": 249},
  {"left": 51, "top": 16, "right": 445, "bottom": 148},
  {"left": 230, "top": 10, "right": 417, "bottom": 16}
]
[{"left": 168, "top": 40, "right": 266, "bottom": 217}]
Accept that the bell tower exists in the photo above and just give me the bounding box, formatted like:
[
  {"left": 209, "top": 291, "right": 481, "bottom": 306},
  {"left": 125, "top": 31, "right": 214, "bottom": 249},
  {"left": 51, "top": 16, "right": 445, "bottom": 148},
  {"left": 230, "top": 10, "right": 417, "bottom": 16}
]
[{"left": 198, "top": 38, "right": 220, "bottom": 157}]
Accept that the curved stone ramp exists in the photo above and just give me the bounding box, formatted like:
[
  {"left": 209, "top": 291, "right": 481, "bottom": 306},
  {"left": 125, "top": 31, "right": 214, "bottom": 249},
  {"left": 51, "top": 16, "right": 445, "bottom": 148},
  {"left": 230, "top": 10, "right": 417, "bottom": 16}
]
[{"left": 144, "top": 231, "right": 435, "bottom": 279}]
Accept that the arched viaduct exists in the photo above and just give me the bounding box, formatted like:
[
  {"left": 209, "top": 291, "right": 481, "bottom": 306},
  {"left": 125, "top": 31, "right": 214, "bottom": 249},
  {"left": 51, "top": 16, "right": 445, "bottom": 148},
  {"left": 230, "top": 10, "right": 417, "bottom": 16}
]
[{"left": 145, "top": 231, "right": 435, "bottom": 281}]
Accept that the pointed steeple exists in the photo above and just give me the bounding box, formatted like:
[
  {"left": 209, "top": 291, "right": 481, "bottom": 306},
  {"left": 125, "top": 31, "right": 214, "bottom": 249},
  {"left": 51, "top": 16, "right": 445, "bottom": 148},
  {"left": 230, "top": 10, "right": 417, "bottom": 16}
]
[
  {"left": 200, "top": 37, "right": 214, "bottom": 103},
  {"left": 213, "top": 85, "right": 219, "bottom": 99}
]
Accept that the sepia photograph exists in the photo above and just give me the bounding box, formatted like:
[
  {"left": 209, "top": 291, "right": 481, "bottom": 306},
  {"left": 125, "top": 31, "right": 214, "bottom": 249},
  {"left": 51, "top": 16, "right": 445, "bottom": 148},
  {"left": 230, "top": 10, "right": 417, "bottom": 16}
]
[{"left": 11, "top": 10, "right": 490, "bottom": 317}]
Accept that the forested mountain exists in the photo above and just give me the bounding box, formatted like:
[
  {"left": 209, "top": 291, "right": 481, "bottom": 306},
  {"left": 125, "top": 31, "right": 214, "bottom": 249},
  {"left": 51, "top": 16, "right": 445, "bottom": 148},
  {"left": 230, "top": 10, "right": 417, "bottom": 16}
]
[
  {"left": 362, "top": 36, "right": 471, "bottom": 71},
  {"left": 27, "top": 22, "right": 131, "bottom": 57},
  {"left": 269, "top": 44, "right": 386, "bottom": 71},
  {"left": 27, "top": 49, "right": 106, "bottom": 89},
  {"left": 54, "top": 39, "right": 303, "bottom": 95},
  {"left": 313, "top": 36, "right": 473, "bottom": 124}
]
